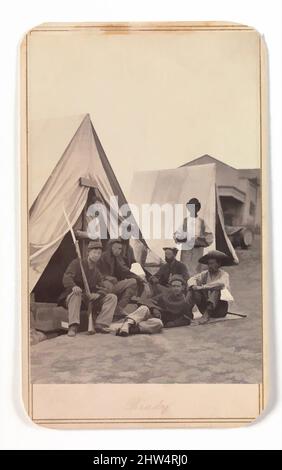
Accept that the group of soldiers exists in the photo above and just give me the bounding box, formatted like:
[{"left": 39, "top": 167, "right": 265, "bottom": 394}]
[{"left": 58, "top": 198, "right": 233, "bottom": 337}]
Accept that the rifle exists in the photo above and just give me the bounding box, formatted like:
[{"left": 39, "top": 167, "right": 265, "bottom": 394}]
[
  {"left": 63, "top": 207, "right": 95, "bottom": 335},
  {"left": 226, "top": 312, "right": 247, "bottom": 318}
]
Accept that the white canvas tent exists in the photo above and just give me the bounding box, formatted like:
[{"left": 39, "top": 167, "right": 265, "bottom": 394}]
[
  {"left": 29, "top": 114, "right": 146, "bottom": 296},
  {"left": 129, "top": 164, "right": 238, "bottom": 266}
]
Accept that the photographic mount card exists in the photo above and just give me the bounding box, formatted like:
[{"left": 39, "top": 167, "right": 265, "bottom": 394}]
[{"left": 21, "top": 22, "right": 269, "bottom": 428}]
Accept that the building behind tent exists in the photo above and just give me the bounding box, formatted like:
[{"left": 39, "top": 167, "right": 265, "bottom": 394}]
[{"left": 182, "top": 155, "right": 261, "bottom": 231}]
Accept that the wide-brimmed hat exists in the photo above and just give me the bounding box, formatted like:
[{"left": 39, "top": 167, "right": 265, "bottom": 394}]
[
  {"left": 163, "top": 246, "right": 178, "bottom": 255},
  {"left": 88, "top": 240, "right": 103, "bottom": 250},
  {"left": 169, "top": 274, "right": 185, "bottom": 285},
  {"left": 199, "top": 250, "right": 233, "bottom": 266}
]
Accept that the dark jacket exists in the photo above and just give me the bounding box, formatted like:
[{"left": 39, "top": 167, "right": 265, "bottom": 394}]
[
  {"left": 58, "top": 258, "right": 103, "bottom": 305},
  {"left": 121, "top": 241, "right": 136, "bottom": 269},
  {"left": 152, "top": 291, "right": 193, "bottom": 327},
  {"left": 97, "top": 249, "right": 135, "bottom": 281},
  {"left": 153, "top": 259, "right": 189, "bottom": 286}
]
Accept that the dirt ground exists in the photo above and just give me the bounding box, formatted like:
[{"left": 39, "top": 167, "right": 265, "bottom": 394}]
[{"left": 31, "top": 236, "right": 262, "bottom": 384}]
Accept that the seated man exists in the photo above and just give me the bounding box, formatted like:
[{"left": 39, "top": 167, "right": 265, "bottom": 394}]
[
  {"left": 186, "top": 250, "right": 232, "bottom": 324},
  {"left": 149, "top": 247, "right": 189, "bottom": 296},
  {"left": 97, "top": 239, "right": 143, "bottom": 317},
  {"left": 151, "top": 274, "right": 193, "bottom": 328},
  {"left": 58, "top": 240, "right": 117, "bottom": 337}
]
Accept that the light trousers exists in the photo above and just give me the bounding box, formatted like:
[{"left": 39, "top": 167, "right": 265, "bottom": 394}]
[
  {"left": 66, "top": 292, "right": 117, "bottom": 328},
  {"left": 127, "top": 305, "right": 163, "bottom": 334},
  {"left": 112, "top": 278, "right": 137, "bottom": 315}
]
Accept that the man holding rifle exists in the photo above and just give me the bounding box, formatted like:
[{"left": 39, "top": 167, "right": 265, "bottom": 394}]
[{"left": 58, "top": 240, "right": 117, "bottom": 337}]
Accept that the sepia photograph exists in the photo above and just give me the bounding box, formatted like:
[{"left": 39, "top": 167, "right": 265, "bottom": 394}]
[{"left": 21, "top": 22, "right": 268, "bottom": 427}]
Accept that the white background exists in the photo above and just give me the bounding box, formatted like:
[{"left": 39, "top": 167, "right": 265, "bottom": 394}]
[{"left": 0, "top": 0, "right": 281, "bottom": 450}]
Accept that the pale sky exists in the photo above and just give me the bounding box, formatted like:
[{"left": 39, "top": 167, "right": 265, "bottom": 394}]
[{"left": 28, "top": 28, "right": 260, "bottom": 197}]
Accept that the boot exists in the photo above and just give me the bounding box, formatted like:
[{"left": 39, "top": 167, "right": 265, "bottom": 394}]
[
  {"left": 116, "top": 319, "right": 140, "bottom": 337},
  {"left": 199, "top": 312, "right": 210, "bottom": 324},
  {"left": 68, "top": 323, "right": 78, "bottom": 337},
  {"left": 95, "top": 325, "right": 111, "bottom": 334},
  {"left": 116, "top": 320, "right": 130, "bottom": 337}
]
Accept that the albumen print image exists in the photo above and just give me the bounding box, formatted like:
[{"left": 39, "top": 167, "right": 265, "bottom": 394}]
[{"left": 27, "top": 24, "right": 263, "bottom": 387}]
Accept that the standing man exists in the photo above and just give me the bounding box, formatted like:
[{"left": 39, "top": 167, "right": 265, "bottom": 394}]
[
  {"left": 186, "top": 250, "right": 233, "bottom": 324},
  {"left": 149, "top": 247, "right": 189, "bottom": 296},
  {"left": 97, "top": 239, "right": 142, "bottom": 316},
  {"left": 74, "top": 194, "right": 107, "bottom": 248},
  {"left": 58, "top": 240, "right": 117, "bottom": 337},
  {"left": 174, "top": 197, "right": 213, "bottom": 276}
]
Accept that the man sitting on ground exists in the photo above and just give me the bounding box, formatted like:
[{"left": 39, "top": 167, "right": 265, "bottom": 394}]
[
  {"left": 58, "top": 240, "right": 117, "bottom": 337},
  {"left": 186, "top": 250, "right": 232, "bottom": 324},
  {"left": 150, "top": 274, "right": 193, "bottom": 328},
  {"left": 149, "top": 247, "right": 189, "bottom": 296}
]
